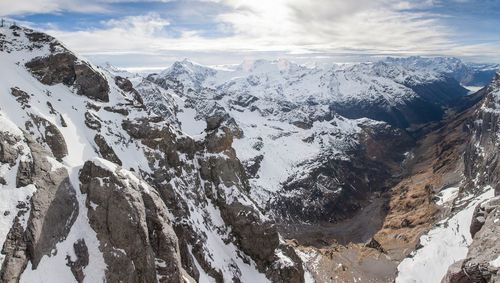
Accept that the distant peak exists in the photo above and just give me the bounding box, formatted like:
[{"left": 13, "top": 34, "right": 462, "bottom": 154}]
[{"left": 237, "top": 58, "right": 300, "bottom": 73}]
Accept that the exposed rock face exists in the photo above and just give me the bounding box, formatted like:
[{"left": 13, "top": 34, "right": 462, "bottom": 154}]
[
  {"left": 26, "top": 53, "right": 109, "bottom": 102},
  {"left": 27, "top": 115, "right": 68, "bottom": 160},
  {"left": 1, "top": 135, "right": 78, "bottom": 281},
  {"left": 79, "top": 159, "right": 186, "bottom": 283},
  {"left": 0, "top": 132, "right": 21, "bottom": 166},
  {"left": 93, "top": 134, "right": 122, "bottom": 166},
  {"left": 73, "top": 63, "right": 110, "bottom": 102},
  {"left": 1, "top": 219, "right": 28, "bottom": 283},
  {"left": 10, "top": 87, "right": 31, "bottom": 109},
  {"left": 84, "top": 111, "right": 102, "bottom": 130},
  {"left": 25, "top": 53, "right": 77, "bottom": 85},
  {"left": 114, "top": 76, "right": 134, "bottom": 92}
]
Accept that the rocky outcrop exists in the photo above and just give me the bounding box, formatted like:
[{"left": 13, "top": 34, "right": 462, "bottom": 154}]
[
  {"left": 94, "top": 134, "right": 122, "bottom": 166},
  {"left": 84, "top": 111, "right": 102, "bottom": 131},
  {"left": 27, "top": 115, "right": 68, "bottom": 160},
  {"left": 205, "top": 112, "right": 244, "bottom": 139},
  {"left": 10, "top": 87, "right": 31, "bottom": 109},
  {"left": 0, "top": 132, "right": 21, "bottom": 166},
  {"left": 79, "top": 159, "right": 187, "bottom": 283},
  {"left": 66, "top": 239, "right": 89, "bottom": 283},
  {"left": 1, "top": 219, "right": 29, "bottom": 283},
  {"left": 1, "top": 135, "right": 78, "bottom": 281},
  {"left": 26, "top": 53, "right": 109, "bottom": 102}
]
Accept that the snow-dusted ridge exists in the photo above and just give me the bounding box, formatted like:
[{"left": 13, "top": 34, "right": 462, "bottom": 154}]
[{"left": 0, "top": 25, "right": 305, "bottom": 282}]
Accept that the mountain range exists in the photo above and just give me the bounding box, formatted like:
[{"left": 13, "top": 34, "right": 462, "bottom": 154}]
[{"left": 0, "top": 24, "right": 499, "bottom": 283}]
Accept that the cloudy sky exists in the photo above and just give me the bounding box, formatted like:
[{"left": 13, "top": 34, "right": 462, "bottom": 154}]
[{"left": 2, "top": 0, "right": 499, "bottom": 69}]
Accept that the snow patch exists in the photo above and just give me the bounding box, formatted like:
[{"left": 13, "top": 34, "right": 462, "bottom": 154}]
[{"left": 435, "top": 187, "right": 459, "bottom": 206}]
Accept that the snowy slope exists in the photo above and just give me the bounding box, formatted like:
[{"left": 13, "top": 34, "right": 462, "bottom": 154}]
[{"left": 0, "top": 25, "right": 303, "bottom": 283}]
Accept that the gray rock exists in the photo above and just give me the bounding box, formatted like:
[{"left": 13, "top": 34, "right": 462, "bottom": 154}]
[
  {"left": 114, "top": 76, "right": 133, "bottom": 92},
  {"left": 25, "top": 52, "right": 109, "bottom": 102},
  {"left": 65, "top": 239, "right": 89, "bottom": 283},
  {"left": 15, "top": 160, "right": 33, "bottom": 188},
  {"left": 24, "top": 140, "right": 78, "bottom": 268},
  {"left": 0, "top": 218, "right": 29, "bottom": 283},
  {"left": 79, "top": 160, "right": 187, "bottom": 283},
  {"left": 29, "top": 115, "right": 68, "bottom": 160},
  {"left": 84, "top": 111, "right": 102, "bottom": 130},
  {"left": 10, "top": 87, "right": 30, "bottom": 109},
  {"left": 1, "top": 135, "right": 79, "bottom": 280},
  {"left": 94, "top": 134, "right": 122, "bottom": 166},
  {"left": 0, "top": 132, "right": 21, "bottom": 166},
  {"left": 243, "top": 155, "right": 264, "bottom": 178}
]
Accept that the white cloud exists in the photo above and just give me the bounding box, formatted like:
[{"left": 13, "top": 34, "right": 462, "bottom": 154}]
[
  {"left": 0, "top": 0, "right": 105, "bottom": 16},
  {"left": 103, "top": 13, "right": 170, "bottom": 35},
  {"left": 24, "top": 0, "right": 500, "bottom": 65}
]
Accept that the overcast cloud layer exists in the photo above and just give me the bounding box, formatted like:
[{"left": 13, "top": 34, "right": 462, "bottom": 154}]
[{"left": 3, "top": 0, "right": 500, "bottom": 68}]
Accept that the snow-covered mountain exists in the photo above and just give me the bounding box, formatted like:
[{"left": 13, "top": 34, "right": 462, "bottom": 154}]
[
  {"left": 148, "top": 57, "right": 472, "bottom": 128},
  {"left": 1, "top": 24, "right": 499, "bottom": 283},
  {"left": 143, "top": 56, "right": 483, "bottom": 226},
  {"left": 0, "top": 25, "right": 304, "bottom": 283},
  {"left": 383, "top": 56, "right": 499, "bottom": 87}
]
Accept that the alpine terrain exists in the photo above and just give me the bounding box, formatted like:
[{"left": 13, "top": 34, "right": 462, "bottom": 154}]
[{"left": 0, "top": 24, "right": 499, "bottom": 283}]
